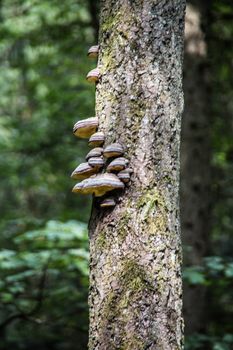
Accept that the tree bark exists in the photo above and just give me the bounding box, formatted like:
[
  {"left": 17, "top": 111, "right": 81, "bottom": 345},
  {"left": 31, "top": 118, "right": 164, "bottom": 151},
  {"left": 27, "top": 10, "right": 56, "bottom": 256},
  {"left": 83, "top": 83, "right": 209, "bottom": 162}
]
[
  {"left": 181, "top": 1, "right": 210, "bottom": 335},
  {"left": 89, "top": 1, "right": 186, "bottom": 349}
]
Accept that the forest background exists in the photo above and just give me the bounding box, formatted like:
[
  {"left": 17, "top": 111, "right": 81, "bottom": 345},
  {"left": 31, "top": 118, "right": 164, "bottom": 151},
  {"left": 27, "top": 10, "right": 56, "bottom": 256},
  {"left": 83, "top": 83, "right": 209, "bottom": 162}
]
[{"left": 0, "top": 0, "right": 232, "bottom": 349}]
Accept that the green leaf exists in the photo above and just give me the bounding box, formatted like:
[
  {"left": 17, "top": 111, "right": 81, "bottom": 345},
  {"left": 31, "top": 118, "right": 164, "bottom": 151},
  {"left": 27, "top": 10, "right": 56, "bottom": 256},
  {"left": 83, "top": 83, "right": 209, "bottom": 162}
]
[
  {"left": 225, "top": 263, "right": 233, "bottom": 278},
  {"left": 183, "top": 267, "right": 207, "bottom": 285}
]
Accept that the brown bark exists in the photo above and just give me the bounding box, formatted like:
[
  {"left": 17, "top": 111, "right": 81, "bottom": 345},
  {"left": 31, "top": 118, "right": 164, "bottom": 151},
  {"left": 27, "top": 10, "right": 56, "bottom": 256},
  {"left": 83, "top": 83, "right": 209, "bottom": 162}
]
[
  {"left": 89, "top": 1, "right": 186, "bottom": 349},
  {"left": 181, "top": 1, "right": 210, "bottom": 335}
]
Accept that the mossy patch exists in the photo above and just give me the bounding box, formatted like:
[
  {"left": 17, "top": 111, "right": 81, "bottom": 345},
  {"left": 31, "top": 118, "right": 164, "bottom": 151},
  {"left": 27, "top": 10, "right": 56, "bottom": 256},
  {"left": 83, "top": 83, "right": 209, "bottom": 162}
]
[
  {"left": 137, "top": 188, "right": 165, "bottom": 216},
  {"left": 117, "top": 210, "right": 131, "bottom": 242},
  {"left": 120, "top": 259, "right": 154, "bottom": 295},
  {"left": 101, "top": 11, "right": 121, "bottom": 33},
  {"left": 102, "top": 260, "right": 153, "bottom": 319},
  {"left": 95, "top": 230, "right": 108, "bottom": 250},
  {"left": 99, "top": 260, "right": 154, "bottom": 348},
  {"left": 136, "top": 188, "right": 168, "bottom": 234},
  {"left": 119, "top": 338, "right": 145, "bottom": 350}
]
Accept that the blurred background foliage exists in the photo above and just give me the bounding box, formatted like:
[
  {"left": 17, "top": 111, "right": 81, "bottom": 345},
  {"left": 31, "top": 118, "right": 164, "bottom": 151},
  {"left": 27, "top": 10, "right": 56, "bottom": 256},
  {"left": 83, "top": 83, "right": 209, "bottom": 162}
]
[
  {"left": 0, "top": 0, "right": 232, "bottom": 349},
  {"left": 0, "top": 0, "right": 96, "bottom": 348}
]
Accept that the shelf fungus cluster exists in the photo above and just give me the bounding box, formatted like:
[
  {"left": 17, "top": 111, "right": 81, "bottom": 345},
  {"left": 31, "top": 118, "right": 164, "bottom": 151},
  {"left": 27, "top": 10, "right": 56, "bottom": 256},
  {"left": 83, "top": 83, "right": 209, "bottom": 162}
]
[{"left": 70, "top": 46, "right": 132, "bottom": 208}]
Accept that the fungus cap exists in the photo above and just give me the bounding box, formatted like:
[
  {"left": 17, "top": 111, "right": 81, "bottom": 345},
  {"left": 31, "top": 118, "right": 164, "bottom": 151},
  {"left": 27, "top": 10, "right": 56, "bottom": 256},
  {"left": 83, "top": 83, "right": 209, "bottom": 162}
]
[
  {"left": 71, "top": 162, "right": 98, "bottom": 180},
  {"left": 103, "top": 143, "right": 124, "bottom": 158},
  {"left": 88, "top": 131, "right": 105, "bottom": 147},
  {"left": 88, "top": 156, "right": 104, "bottom": 169},
  {"left": 72, "top": 173, "right": 124, "bottom": 197},
  {"left": 127, "top": 168, "right": 133, "bottom": 174},
  {"left": 107, "top": 157, "right": 128, "bottom": 172},
  {"left": 100, "top": 197, "right": 116, "bottom": 208},
  {"left": 87, "top": 45, "right": 99, "bottom": 58},
  {"left": 86, "top": 68, "right": 100, "bottom": 83},
  {"left": 73, "top": 117, "right": 98, "bottom": 138},
  {"left": 85, "top": 147, "right": 103, "bottom": 160},
  {"left": 117, "top": 169, "right": 131, "bottom": 183}
]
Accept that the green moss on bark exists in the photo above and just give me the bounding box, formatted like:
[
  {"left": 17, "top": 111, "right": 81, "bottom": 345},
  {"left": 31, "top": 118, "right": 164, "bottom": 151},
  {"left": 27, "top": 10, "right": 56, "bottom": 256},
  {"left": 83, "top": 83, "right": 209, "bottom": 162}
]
[
  {"left": 95, "top": 230, "right": 108, "bottom": 250},
  {"left": 136, "top": 188, "right": 168, "bottom": 234},
  {"left": 116, "top": 210, "right": 131, "bottom": 242},
  {"left": 101, "top": 12, "right": 121, "bottom": 33},
  {"left": 99, "top": 260, "right": 154, "bottom": 349},
  {"left": 101, "top": 260, "right": 153, "bottom": 319},
  {"left": 137, "top": 188, "right": 165, "bottom": 211}
]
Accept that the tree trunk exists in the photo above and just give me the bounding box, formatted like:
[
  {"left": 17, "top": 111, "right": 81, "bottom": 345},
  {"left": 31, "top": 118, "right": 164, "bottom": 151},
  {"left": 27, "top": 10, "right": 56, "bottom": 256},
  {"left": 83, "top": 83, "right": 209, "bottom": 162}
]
[
  {"left": 89, "top": 1, "right": 186, "bottom": 349},
  {"left": 181, "top": 0, "right": 210, "bottom": 335}
]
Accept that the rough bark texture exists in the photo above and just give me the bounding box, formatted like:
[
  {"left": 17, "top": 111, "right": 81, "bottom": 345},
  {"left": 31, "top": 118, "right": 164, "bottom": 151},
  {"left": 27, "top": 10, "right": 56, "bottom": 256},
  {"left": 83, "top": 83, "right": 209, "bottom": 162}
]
[
  {"left": 89, "top": 1, "right": 186, "bottom": 349},
  {"left": 181, "top": 1, "right": 210, "bottom": 335}
]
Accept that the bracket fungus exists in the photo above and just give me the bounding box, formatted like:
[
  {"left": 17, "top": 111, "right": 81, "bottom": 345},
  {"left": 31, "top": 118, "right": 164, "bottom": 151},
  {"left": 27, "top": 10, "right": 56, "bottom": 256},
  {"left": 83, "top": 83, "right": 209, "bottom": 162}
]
[
  {"left": 107, "top": 157, "right": 128, "bottom": 172},
  {"left": 117, "top": 169, "right": 131, "bottom": 183},
  {"left": 88, "top": 156, "right": 104, "bottom": 170},
  {"left": 127, "top": 168, "right": 133, "bottom": 174},
  {"left": 86, "top": 68, "right": 100, "bottom": 83},
  {"left": 72, "top": 173, "right": 125, "bottom": 197},
  {"left": 71, "top": 162, "right": 98, "bottom": 180},
  {"left": 100, "top": 197, "right": 116, "bottom": 208},
  {"left": 70, "top": 45, "right": 132, "bottom": 207},
  {"left": 85, "top": 147, "right": 103, "bottom": 161},
  {"left": 87, "top": 45, "right": 99, "bottom": 58},
  {"left": 103, "top": 143, "right": 124, "bottom": 158},
  {"left": 73, "top": 117, "right": 98, "bottom": 138},
  {"left": 88, "top": 131, "right": 105, "bottom": 147}
]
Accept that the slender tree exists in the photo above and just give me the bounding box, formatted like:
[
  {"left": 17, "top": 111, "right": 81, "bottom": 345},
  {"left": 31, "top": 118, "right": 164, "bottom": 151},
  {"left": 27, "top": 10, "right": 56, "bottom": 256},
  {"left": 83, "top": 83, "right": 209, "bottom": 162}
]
[
  {"left": 181, "top": 0, "right": 211, "bottom": 335},
  {"left": 89, "top": 1, "right": 186, "bottom": 349}
]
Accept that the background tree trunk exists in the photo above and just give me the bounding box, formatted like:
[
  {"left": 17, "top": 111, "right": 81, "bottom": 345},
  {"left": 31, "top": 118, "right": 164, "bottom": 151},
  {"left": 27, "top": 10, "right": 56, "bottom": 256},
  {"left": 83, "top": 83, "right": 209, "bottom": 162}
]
[
  {"left": 89, "top": 1, "right": 186, "bottom": 349},
  {"left": 181, "top": 0, "right": 211, "bottom": 335},
  {"left": 87, "top": 0, "right": 99, "bottom": 41}
]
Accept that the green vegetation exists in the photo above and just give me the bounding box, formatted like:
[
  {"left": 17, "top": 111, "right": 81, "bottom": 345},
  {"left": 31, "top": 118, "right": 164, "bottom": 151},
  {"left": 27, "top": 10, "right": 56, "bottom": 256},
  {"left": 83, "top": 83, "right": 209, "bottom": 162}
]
[
  {"left": 0, "top": 220, "right": 89, "bottom": 349},
  {"left": 0, "top": 0, "right": 96, "bottom": 348}
]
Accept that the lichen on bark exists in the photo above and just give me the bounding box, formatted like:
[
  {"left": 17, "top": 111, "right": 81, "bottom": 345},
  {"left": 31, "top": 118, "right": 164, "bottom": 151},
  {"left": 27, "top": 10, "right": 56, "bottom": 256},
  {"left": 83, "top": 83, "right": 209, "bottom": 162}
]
[{"left": 88, "top": 1, "right": 186, "bottom": 349}]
